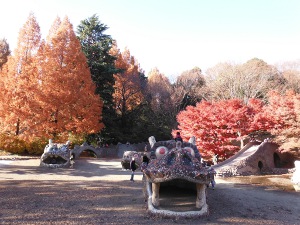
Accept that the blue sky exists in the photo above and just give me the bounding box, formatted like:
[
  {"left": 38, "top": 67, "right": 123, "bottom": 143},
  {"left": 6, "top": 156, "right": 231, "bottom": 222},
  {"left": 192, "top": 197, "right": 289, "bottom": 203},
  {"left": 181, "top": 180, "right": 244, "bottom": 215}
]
[{"left": 1, "top": 0, "right": 299, "bottom": 79}]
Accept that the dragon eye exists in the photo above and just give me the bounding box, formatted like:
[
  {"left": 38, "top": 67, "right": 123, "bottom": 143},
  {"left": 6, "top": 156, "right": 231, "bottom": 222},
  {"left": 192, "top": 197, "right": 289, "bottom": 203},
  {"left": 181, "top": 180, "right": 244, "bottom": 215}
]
[
  {"left": 183, "top": 147, "right": 195, "bottom": 157},
  {"left": 155, "top": 146, "right": 168, "bottom": 159}
]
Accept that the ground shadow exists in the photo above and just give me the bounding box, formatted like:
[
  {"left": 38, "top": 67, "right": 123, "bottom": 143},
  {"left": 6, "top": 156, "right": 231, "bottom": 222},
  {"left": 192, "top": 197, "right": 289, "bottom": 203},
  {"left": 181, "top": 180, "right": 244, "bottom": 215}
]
[
  {"left": 0, "top": 159, "right": 299, "bottom": 224},
  {"left": 0, "top": 158, "right": 135, "bottom": 179},
  {"left": 0, "top": 180, "right": 299, "bottom": 225}
]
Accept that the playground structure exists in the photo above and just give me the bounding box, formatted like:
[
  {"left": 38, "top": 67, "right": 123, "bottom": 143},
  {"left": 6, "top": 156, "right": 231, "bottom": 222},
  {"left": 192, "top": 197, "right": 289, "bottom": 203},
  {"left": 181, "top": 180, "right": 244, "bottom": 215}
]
[
  {"left": 213, "top": 140, "right": 294, "bottom": 177},
  {"left": 40, "top": 138, "right": 298, "bottom": 191},
  {"left": 40, "top": 140, "right": 71, "bottom": 168},
  {"left": 141, "top": 136, "right": 214, "bottom": 218},
  {"left": 121, "top": 150, "right": 143, "bottom": 170},
  {"left": 70, "top": 142, "right": 146, "bottom": 159}
]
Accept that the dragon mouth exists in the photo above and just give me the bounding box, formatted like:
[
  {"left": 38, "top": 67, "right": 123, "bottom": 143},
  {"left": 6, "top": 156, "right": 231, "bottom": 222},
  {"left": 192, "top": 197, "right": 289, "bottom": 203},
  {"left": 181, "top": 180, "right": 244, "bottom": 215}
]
[
  {"left": 144, "top": 178, "right": 208, "bottom": 218},
  {"left": 40, "top": 153, "right": 69, "bottom": 168},
  {"left": 40, "top": 141, "right": 71, "bottom": 168}
]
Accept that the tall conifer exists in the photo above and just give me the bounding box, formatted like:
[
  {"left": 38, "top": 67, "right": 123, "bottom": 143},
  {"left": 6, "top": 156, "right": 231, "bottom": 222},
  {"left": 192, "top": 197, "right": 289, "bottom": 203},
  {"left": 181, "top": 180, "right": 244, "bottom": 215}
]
[
  {"left": 0, "top": 12, "right": 41, "bottom": 139},
  {"left": 77, "top": 15, "right": 117, "bottom": 143},
  {"left": 38, "top": 16, "right": 104, "bottom": 140}
]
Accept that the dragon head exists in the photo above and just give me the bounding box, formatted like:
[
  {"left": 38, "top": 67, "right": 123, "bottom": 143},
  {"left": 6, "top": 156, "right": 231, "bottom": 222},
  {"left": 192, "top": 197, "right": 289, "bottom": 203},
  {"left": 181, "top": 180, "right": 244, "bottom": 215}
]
[
  {"left": 121, "top": 151, "right": 142, "bottom": 170},
  {"left": 40, "top": 139, "right": 71, "bottom": 168},
  {"left": 142, "top": 138, "right": 215, "bottom": 217}
]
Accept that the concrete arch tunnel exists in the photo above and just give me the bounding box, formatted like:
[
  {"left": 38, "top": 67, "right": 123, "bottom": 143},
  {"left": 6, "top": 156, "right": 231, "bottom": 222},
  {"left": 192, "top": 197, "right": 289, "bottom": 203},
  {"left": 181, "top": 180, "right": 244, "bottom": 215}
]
[{"left": 70, "top": 143, "right": 102, "bottom": 159}]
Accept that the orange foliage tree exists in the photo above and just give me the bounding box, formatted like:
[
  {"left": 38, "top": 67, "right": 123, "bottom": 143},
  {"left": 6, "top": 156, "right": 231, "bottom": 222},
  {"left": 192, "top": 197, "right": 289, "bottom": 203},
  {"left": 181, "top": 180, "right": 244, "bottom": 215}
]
[
  {"left": 0, "top": 14, "right": 103, "bottom": 143},
  {"left": 0, "top": 13, "right": 41, "bottom": 139},
  {"left": 112, "top": 46, "right": 144, "bottom": 126},
  {"left": 147, "top": 68, "right": 172, "bottom": 114},
  {"left": 176, "top": 99, "right": 264, "bottom": 159},
  {"left": 36, "top": 16, "right": 104, "bottom": 141}
]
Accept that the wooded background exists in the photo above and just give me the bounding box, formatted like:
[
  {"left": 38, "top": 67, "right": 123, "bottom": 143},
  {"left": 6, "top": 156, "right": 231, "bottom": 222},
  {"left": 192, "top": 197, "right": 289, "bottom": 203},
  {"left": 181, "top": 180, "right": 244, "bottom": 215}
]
[{"left": 0, "top": 13, "right": 299, "bottom": 160}]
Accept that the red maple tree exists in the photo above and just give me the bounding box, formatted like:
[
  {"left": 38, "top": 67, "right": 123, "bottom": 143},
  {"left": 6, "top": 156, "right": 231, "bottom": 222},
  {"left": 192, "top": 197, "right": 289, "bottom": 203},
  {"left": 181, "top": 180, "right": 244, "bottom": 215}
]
[{"left": 176, "top": 98, "right": 264, "bottom": 159}]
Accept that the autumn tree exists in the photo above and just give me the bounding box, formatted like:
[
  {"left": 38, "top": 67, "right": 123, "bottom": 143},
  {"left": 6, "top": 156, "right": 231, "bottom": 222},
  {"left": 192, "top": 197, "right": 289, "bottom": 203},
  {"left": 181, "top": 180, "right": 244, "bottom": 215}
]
[
  {"left": 147, "top": 68, "right": 172, "bottom": 113},
  {"left": 0, "top": 38, "right": 10, "bottom": 69},
  {"left": 76, "top": 15, "right": 118, "bottom": 142},
  {"left": 0, "top": 13, "right": 41, "bottom": 139},
  {"left": 112, "top": 47, "right": 144, "bottom": 127},
  {"left": 35, "top": 16, "right": 104, "bottom": 141},
  {"left": 176, "top": 98, "right": 265, "bottom": 159},
  {"left": 143, "top": 68, "right": 174, "bottom": 139},
  {"left": 141, "top": 67, "right": 207, "bottom": 141},
  {"left": 261, "top": 90, "right": 300, "bottom": 158}
]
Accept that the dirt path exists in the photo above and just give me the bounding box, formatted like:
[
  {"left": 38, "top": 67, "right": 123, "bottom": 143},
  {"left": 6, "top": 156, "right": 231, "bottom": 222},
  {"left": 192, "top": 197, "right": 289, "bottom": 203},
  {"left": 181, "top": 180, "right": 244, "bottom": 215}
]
[{"left": 0, "top": 158, "right": 299, "bottom": 225}]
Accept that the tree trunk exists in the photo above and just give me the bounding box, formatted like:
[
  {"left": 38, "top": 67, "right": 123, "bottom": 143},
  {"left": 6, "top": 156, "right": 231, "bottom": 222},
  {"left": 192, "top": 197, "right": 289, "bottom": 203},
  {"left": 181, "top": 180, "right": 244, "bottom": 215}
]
[{"left": 15, "top": 118, "right": 20, "bottom": 135}]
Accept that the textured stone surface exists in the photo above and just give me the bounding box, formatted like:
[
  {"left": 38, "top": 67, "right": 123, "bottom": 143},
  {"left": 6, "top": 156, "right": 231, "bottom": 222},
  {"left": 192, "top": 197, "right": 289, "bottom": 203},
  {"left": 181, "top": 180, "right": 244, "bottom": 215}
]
[
  {"left": 40, "top": 140, "right": 71, "bottom": 168},
  {"left": 121, "top": 150, "right": 143, "bottom": 170},
  {"left": 214, "top": 141, "right": 289, "bottom": 177},
  {"left": 71, "top": 142, "right": 103, "bottom": 159},
  {"left": 142, "top": 138, "right": 215, "bottom": 217}
]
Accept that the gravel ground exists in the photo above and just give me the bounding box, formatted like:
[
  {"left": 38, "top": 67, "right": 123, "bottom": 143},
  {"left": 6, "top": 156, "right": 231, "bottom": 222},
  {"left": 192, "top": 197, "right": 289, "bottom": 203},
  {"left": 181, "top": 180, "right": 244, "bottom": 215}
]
[{"left": 0, "top": 157, "right": 299, "bottom": 225}]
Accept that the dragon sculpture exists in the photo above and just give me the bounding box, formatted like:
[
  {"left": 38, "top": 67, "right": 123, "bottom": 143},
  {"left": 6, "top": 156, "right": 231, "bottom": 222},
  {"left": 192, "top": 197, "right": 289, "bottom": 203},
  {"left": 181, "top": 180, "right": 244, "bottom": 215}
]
[
  {"left": 121, "top": 151, "right": 142, "bottom": 170},
  {"left": 40, "top": 139, "right": 71, "bottom": 168},
  {"left": 141, "top": 136, "right": 215, "bottom": 218}
]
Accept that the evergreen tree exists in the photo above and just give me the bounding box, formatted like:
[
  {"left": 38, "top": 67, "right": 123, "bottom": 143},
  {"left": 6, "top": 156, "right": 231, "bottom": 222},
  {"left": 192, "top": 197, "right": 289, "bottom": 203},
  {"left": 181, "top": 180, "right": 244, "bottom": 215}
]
[{"left": 76, "top": 15, "right": 117, "bottom": 143}]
